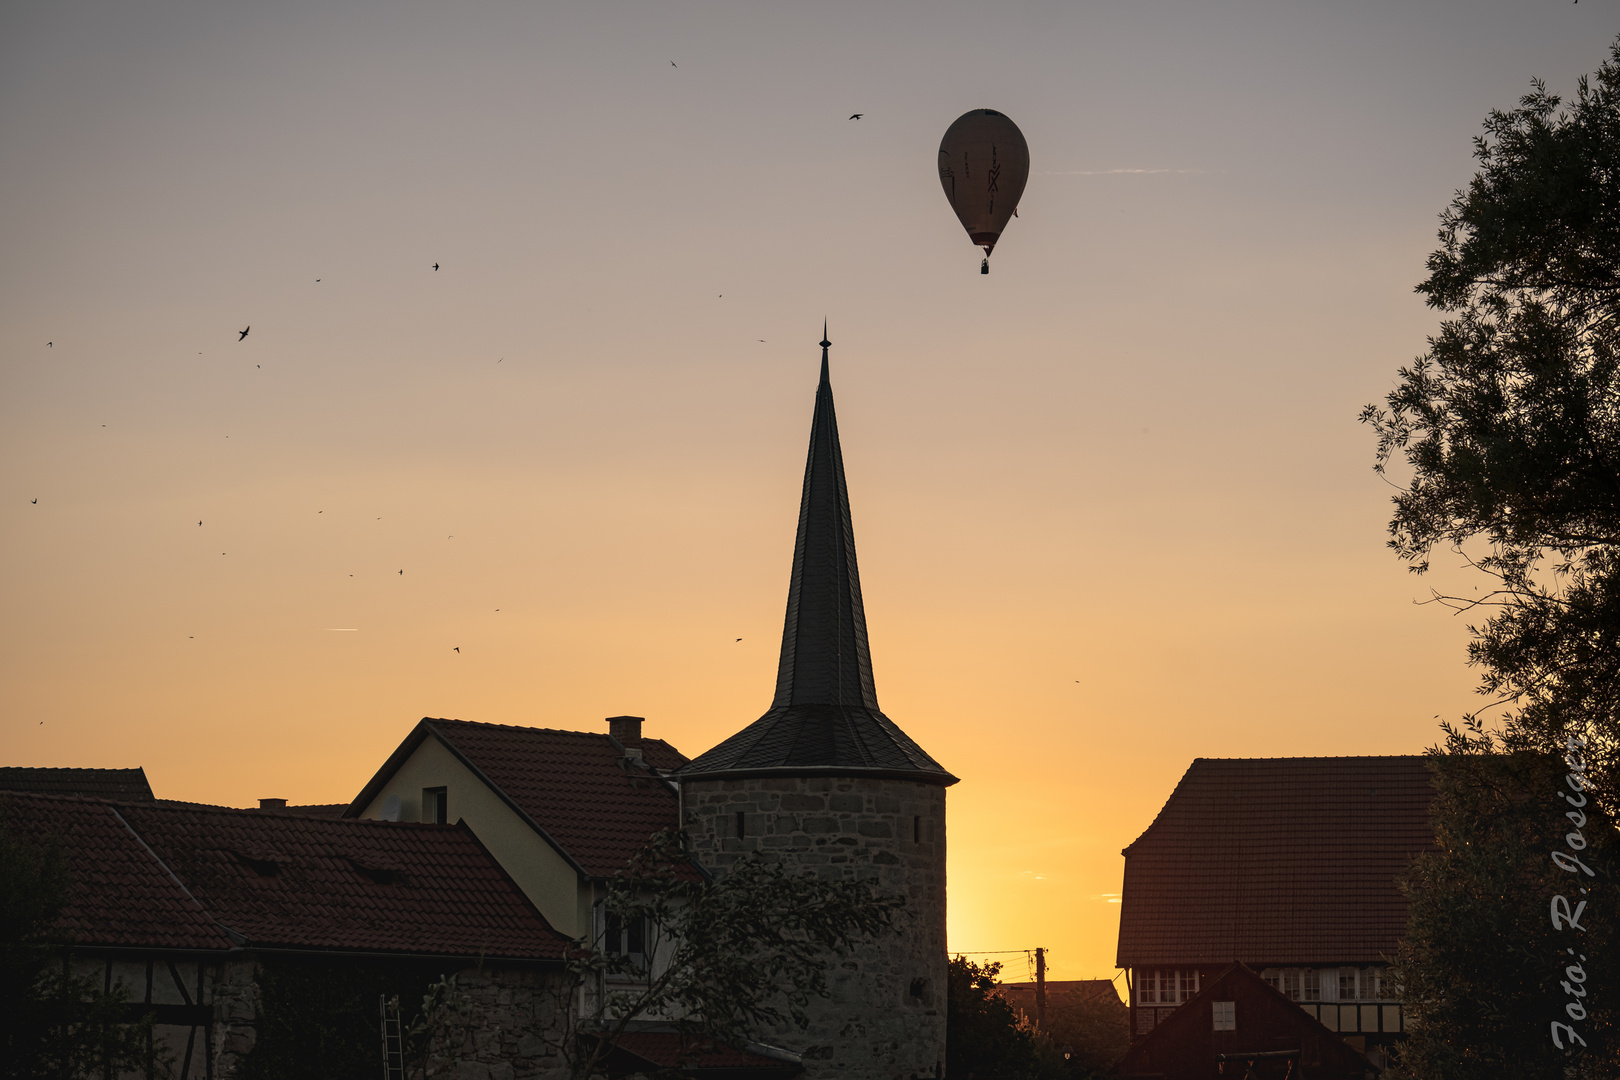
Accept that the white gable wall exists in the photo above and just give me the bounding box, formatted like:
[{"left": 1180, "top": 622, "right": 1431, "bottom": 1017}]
[{"left": 356, "top": 736, "right": 584, "bottom": 937}]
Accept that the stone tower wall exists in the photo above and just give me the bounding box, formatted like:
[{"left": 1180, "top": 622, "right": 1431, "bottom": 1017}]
[{"left": 681, "top": 775, "right": 947, "bottom": 1080}]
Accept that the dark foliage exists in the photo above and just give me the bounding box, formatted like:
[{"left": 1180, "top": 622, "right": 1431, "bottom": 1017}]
[
  {"left": 945, "top": 957, "right": 1087, "bottom": 1080},
  {"left": 1388, "top": 727, "right": 1618, "bottom": 1079},
  {"left": 0, "top": 803, "right": 159, "bottom": 1079},
  {"left": 1039, "top": 987, "right": 1129, "bottom": 1076},
  {"left": 1362, "top": 38, "right": 1620, "bottom": 1078},
  {"left": 1361, "top": 35, "right": 1620, "bottom": 809},
  {"left": 237, "top": 956, "right": 445, "bottom": 1080}
]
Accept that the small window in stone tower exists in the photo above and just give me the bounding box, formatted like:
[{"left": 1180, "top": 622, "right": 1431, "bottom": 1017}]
[
  {"left": 736, "top": 811, "right": 746, "bottom": 839},
  {"left": 422, "top": 787, "right": 447, "bottom": 825},
  {"left": 913, "top": 815, "right": 921, "bottom": 842}
]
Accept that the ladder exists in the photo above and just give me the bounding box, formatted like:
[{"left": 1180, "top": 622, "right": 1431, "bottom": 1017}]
[{"left": 380, "top": 995, "right": 405, "bottom": 1080}]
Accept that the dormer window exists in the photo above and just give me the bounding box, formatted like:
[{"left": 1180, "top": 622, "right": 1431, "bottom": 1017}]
[{"left": 423, "top": 787, "right": 447, "bottom": 825}]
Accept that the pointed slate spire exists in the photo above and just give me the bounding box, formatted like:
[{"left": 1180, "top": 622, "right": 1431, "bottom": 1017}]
[
  {"left": 678, "top": 328, "right": 956, "bottom": 785},
  {"left": 772, "top": 323, "right": 879, "bottom": 711}
]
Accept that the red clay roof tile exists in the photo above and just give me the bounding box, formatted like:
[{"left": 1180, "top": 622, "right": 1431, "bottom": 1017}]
[
  {"left": 423, "top": 719, "right": 694, "bottom": 879},
  {"left": 1116, "top": 756, "right": 1435, "bottom": 967},
  {"left": 5, "top": 793, "right": 569, "bottom": 960},
  {"left": 1, "top": 793, "right": 231, "bottom": 950}
]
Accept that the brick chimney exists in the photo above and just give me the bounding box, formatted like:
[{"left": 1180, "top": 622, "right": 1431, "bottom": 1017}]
[
  {"left": 607, "top": 715, "right": 644, "bottom": 743},
  {"left": 259, "top": 798, "right": 287, "bottom": 809}
]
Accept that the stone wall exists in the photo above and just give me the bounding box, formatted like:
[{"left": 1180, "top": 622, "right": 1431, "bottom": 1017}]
[
  {"left": 418, "top": 965, "right": 572, "bottom": 1080},
  {"left": 75, "top": 953, "right": 570, "bottom": 1080},
  {"left": 682, "top": 775, "right": 948, "bottom": 1080}
]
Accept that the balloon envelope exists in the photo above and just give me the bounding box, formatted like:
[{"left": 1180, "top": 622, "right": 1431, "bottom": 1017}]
[{"left": 938, "top": 109, "right": 1029, "bottom": 258}]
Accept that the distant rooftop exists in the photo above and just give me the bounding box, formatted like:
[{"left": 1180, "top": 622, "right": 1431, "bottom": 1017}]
[{"left": 0, "top": 766, "right": 154, "bottom": 801}]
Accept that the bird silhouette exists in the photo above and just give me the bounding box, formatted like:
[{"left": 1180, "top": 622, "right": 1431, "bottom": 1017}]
[
  {"left": 670, "top": 61, "right": 677, "bottom": 66},
  {"left": 398, "top": 569, "right": 404, "bottom": 575},
  {"left": 453, "top": 647, "right": 460, "bottom": 653},
  {"left": 238, "top": 327, "right": 250, "bottom": 341},
  {"left": 849, "top": 113, "right": 863, "bottom": 120},
  {"left": 46, "top": 342, "right": 52, "bottom": 348},
  {"left": 736, "top": 638, "right": 742, "bottom": 642},
  {"left": 432, "top": 263, "right": 440, "bottom": 271},
  {"left": 198, "top": 520, "right": 202, "bottom": 526},
  {"left": 32, "top": 498, "right": 38, "bottom": 505}
]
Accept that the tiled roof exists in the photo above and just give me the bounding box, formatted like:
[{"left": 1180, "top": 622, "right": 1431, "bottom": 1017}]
[
  {"left": 1118, "top": 962, "right": 1372, "bottom": 1076},
  {"left": 0, "top": 766, "right": 154, "bottom": 801},
  {"left": 1, "top": 793, "right": 231, "bottom": 950},
  {"left": 368, "top": 719, "right": 696, "bottom": 880},
  {"left": 678, "top": 342, "right": 954, "bottom": 786},
  {"left": 1116, "top": 757, "right": 1435, "bottom": 967},
  {"left": 5, "top": 793, "right": 569, "bottom": 960},
  {"left": 998, "top": 979, "right": 1123, "bottom": 1013}
]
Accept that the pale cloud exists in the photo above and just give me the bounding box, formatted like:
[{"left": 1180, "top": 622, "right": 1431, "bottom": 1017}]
[{"left": 1038, "top": 168, "right": 1219, "bottom": 175}]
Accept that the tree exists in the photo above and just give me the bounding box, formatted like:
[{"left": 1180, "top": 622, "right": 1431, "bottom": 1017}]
[
  {"left": 0, "top": 805, "right": 161, "bottom": 1079},
  {"left": 425, "top": 828, "right": 905, "bottom": 1079},
  {"left": 1361, "top": 38, "right": 1620, "bottom": 1078},
  {"left": 1360, "top": 35, "right": 1620, "bottom": 807},
  {"left": 1386, "top": 724, "right": 1618, "bottom": 1078},
  {"left": 944, "top": 957, "right": 1082, "bottom": 1080}
]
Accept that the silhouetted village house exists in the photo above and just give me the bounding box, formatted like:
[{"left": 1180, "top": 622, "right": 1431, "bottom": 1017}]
[
  {"left": 3, "top": 336, "right": 953, "bottom": 1080},
  {"left": 1115, "top": 756, "right": 1434, "bottom": 1077}
]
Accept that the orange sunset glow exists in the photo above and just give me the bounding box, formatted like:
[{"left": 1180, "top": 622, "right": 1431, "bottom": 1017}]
[{"left": 1, "top": 1, "right": 1608, "bottom": 987}]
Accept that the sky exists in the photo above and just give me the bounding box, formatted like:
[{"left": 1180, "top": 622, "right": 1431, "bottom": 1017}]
[{"left": 2, "top": 0, "right": 1615, "bottom": 982}]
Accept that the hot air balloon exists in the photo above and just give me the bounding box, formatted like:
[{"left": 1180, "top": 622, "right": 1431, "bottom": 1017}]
[{"left": 938, "top": 109, "right": 1029, "bottom": 274}]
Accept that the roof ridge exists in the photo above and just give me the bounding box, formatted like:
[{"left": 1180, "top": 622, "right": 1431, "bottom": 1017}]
[
  {"left": 1189, "top": 754, "right": 1430, "bottom": 762},
  {"left": 429, "top": 718, "right": 641, "bottom": 740}
]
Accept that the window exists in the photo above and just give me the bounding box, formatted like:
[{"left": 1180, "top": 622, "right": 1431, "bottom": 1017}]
[
  {"left": 1139, "top": 970, "right": 1157, "bottom": 1005},
  {"left": 735, "top": 811, "right": 746, "bottom": 839},
  {"left": 603, "top": 911, "right": 647, "bottom": 965},
  {"left": 1212, "top": 1001, "right": 1236, "bottom": 1031},
  {"left": 1302, "top": 969, "right": 1321, "bottom": 1002},
  {"left": 1372, "top": 970, "right": 1392, "bottom": 1000},
  {"left": 1339, "top": 968, "right": 1358, "bottom": 1002},
  {"left": 422, "top": 787, "right": 447, "bottom": 825},
  {"left": 1282, "top": 970, "right": 1302, "bottom": 1001},
  {"left": 1180, "top": 970, "right": 1199, "bottom": 1000},
  {"left": 1263, "top": 971, "right": 1281, "bottom": 992}
]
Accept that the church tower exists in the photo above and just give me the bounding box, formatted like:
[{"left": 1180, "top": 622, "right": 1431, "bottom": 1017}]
[{"left": 677, "top": 329, "right": 957, "bottom": 1079}]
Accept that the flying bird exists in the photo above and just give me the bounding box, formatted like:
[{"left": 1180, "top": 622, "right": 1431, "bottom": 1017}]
[
  {"left": 46, "top": 342, "right": 52, "bottom": 348},
  {"left": 238, "top": 326, "right": 250, "bottom": 341},
  {"left": 670, "top": 61, "right": 676, "bottom": 66},
  {"left": 32, "top": 498, "right": 38, "bottom": 505},
  {"left": 198, "top": 520, "right": 202, "bottom": 526},
  {"left": 736, "top": 638, "right": 742, "bottom": 642},
  {"left": 849, "top": 113, "right": 863, "bottom": 120},
  {"left": 432, "top": 263, "right": 440, "bottom": 271},
  {"left": 398, "top": 569, "right": 404, "bottom": 575},
  {"left": 453, "top": 647, "right": 460, "bottom": 653}
]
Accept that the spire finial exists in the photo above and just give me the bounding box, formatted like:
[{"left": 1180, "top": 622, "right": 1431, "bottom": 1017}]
[{"left": 820, "top": 320, "right": 831, "bottom": 351}]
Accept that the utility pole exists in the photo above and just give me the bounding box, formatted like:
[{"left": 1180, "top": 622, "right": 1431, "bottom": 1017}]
[{"left": 1035, "top": 947, "right": 1046, "bottom": 1030}]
